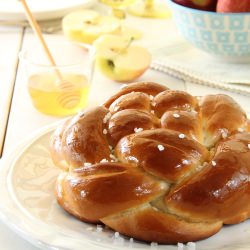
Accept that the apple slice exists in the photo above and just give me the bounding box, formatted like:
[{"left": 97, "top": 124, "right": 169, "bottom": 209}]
[
  {"left": 94, "top": 35, "right": 151, "bottom": 82},
  {"left": 62, "top": 10, "right": 121, "bottom": 44}
]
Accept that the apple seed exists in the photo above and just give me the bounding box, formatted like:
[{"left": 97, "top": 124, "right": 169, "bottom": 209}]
[{"left": 107, "top": 60, "right": 115, "bottom": 68}]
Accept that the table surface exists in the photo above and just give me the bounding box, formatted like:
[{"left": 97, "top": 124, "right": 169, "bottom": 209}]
[{"left": 0, "top": 3, "right": 250, "bottom": 250}]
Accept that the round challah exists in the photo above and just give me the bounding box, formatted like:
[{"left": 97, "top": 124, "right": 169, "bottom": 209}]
[{"left": 51, "top": 82, "right": 250, "bottom": 244}]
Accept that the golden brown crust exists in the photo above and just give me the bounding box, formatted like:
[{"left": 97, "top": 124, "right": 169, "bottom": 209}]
[
  {"left": 50, "top": 82, "right": 250, "bottom": 244},
  {"left": 50, "top": 106, "right": 111, "bottom": 169},
  {"left": 116, "top": 129, "right": 209, "bottom": 182},
  {"left": 161, "top": 110, "right": 202, "bottom": 142},
  {"left": 56, "top": 163, "right": 167, "bottom": 223},
  {"left": 108, "top": 109, "right": 159, "bottom": 146},
  {"left": 200, "top": 94, "right": 247, "bottom": 147},
  {"left": 104, "top": 82, "right": 168, "bottom": 108},
  {"left": 154, "top": 90, "right": 198, "bottom": 117},
  {"left": 165, "top": 132, "right": 250, "bottom": 224},
  {"left": 109, "top": 92, "right": 151, "bottom": 113},
  {"left": 101, "top": 205, "right": 222, "bottom": 244}
]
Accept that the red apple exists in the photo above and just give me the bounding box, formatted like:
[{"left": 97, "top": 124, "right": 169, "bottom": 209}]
[
  {"left": 173, "top": 0, "right": 217, "bottom": 11},
  {"left": 217, "top": 0, "right": 250, "bottom": 13}
]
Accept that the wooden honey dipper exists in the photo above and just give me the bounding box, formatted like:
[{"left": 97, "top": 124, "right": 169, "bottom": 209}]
[{"left": 19, "top": 0, "right": 81, "bottom": 110}]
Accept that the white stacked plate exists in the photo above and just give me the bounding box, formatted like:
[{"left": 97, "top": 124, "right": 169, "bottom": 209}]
[
  {"left": 0, "top": 0, "right": 96, "bottom": 21},
  {"left": 0, "top": 122, "right": 249, "bottom": 250}
]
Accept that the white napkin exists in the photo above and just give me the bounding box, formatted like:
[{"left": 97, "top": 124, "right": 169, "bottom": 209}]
[
  {"left": 150, "top": 61, "right": 250, "bottom": 97},
  {"left": 147, "top": 35, "right": 250, "bottom": 96}
]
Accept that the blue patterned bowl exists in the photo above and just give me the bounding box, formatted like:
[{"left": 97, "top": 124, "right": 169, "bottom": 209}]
[{"left": 167, "top": 0, "right": 250, "bottom": 58}]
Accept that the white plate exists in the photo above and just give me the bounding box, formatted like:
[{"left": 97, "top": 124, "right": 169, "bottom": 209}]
[
  {"left": 0, "top": 123, "right": 250, "bottom": 250},
  {"left": 0, "top": 0, "right": 96, "bottom": 21}
]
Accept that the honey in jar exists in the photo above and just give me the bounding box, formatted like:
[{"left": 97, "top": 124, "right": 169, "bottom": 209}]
[{"left": 28, "top": 73, "right": 90, "bottom": 116}]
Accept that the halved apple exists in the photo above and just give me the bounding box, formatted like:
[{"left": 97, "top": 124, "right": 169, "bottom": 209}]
[
  {"left": 62, "top": 10, "right": 121, "bottom": 44},
  {"left": 94, "top": 35, "right": 151, "bottom": 82}
]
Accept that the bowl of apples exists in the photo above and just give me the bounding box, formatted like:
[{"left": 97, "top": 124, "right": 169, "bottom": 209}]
[{"left": 167, "top": 0, "right": 250, "bottom": 60}]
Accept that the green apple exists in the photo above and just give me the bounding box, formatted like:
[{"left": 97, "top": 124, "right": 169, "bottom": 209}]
[
  {"left": 94, "top": 35, "right": 151, "bottom": 82},
  {"left": 62, "top": 10, "right": 121, "bottom": 44}
]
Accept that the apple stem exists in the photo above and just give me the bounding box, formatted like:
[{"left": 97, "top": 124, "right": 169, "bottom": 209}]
[{"left": 118, "top": 37, "right": 134, "bottom": 55}]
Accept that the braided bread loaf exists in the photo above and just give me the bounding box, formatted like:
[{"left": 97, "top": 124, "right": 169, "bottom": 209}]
[{"left": 51, "top": 82, "right": 250, "bottom": 244}]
